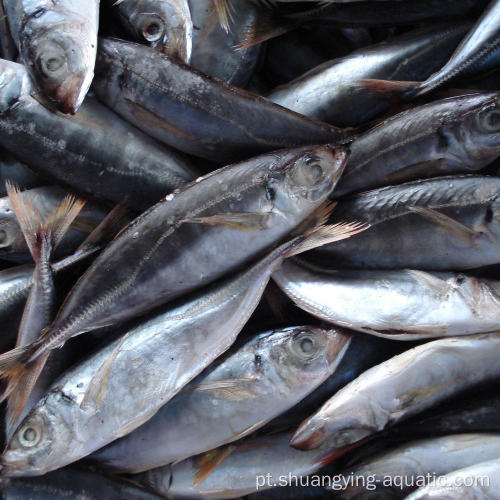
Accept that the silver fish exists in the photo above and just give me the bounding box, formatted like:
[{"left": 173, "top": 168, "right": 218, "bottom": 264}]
[
  {"left": 89, "top": 325, "right": 352, "bottom": 473},
  {"left": 0, "top": 221, "right": 361, "bottom": 476},
  {"left": 291, "top": 333, "right": 500, "bottom": 450},
  {"left": 140, "top": 431, "right": 343, "bottom": 499},
  {"left": 272, "top": 262, "right": 500, "bottom": 340},
  {"left": 406, "top": 458, "right": 500, "bottom": 499},
  {"left": 0, "top": 59, "right": 196, "bottom": 212},
  {"left": 4, "top": 0, "right": 100, "bottom": 113},
  {"left": 114, "top": 0, "right": 193, "bottom": 62},
  {"left": 331, "top": 433, "right": 500, "bottom": 498},
  {"left": 309, "top": 176, "right": 500, "bottom": 270}
]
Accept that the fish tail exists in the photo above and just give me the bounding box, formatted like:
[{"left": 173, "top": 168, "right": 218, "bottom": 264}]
[
  {"left": 6, "top": 183, "right": 86, "bottom": 264},
  {"left": 354, "top": 78, "right": 419, "bottom": 102},
  {"left": 0, "top": 342, "right": 40, "bottom": 392},
  {"left": 5, "top": 352, "right": 50, "bottom": 426},
  {"left": 234, "top": 10, "right": 293, "bottom": 50}
]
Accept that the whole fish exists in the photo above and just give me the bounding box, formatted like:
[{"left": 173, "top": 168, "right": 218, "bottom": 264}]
[
  {"left": 3, "top": 0, "right": 99, "bottom": 113},
  {"left": 113, "top": 0, "right": 193, "bottom": 62},
  {"left": 0, "top": 145, "right": 347, "bottom": 385},
  {"left": 189, "top": 0, "right": 261, "bottom": 86},
  {"left": 139, "top": 431, "right": 343, "bottom": 499},
  {"left": 0, "top": 467, "right": 162, "bottom": 499},
  {"left": 406, "top": 458, "right": 500, "bottom": 499},
  {"left": 0, "top": 221, "right": 362, "bottom": 476},
  {"left": 93, "top": 38, "right": 351, "bottom": 164},
  {"left": 0, "top": 152, "right": 46, "bottom": 197},
  {"left": 360, "top": 0, "right": 500, "bottom": 99},
  {"left": 333, "top": 92, "right": 500, "bottom": 196},
  {"left": 267, "top": 23, "right": 470, "bottom": 127},
  {"left": 273, "top": 262, "right": 500, "bottom": 339},
  {"left": 0, "top": 59, "right": 196, "bottom": 212},
  {"left": 290, "top": 333, "right": 500, "bottom": 451},
  {"left": 331, "top": 433, "right": 500, "bottom": 498},
  {"left": 89, "top": 325, "right": 352, "bottom": 473},
  {"left": 3, "top": 186, "right": 85, "bottom": 444},
  {"left": 0, "top": 186, "right": 108, "bottom": 264},
  {"left": 308, "top": 176, "right": 500, "bottom": 270}
]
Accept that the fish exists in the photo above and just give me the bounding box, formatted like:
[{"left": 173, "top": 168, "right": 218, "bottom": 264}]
[
  {"left": 113, "top": 0, "right": 193, "bottom": 62},
  {"left": 0, "top": 151, "right": 46, "bottom": 197},
  {"left": 4, "top": 0, "right": 100, "bottom": 113},
  {"left": 307, "top": 176, "right": 500, "bottom": 270},
  {"left": 93, "top": 37, "right": 352, "bottom": 164},
  {"left": 89, "top": 325, "right": 352, "bottom": 473},
  {"left": 0, "top": 467, "right": 163, "bottom": 499},
  {"left": 0, "top": 145, "right": 348, "bottom": 386},
  {"left": 0, "top": 186, "right": 109, "bottom": 264},
  {"left": 330, "top": 433, "right": 500, "bottom": 498},
  {"left": 267, "top": 23, "right": 470, "bottom": 127},
  {"left": 290, "top": 333, "right": 500, "bottom": 451},
  {"left": 139, "top": 431, "right": 345, "bottom": 499},
  {"left": 0, "top": 219, "right": 364, "bottom": 476},
  {"left": 188, "top": 0, "right": 262, "bottom": 87},
  {"left": 0, "top": 59, "right": 196, "bottom": 212},
  {"left": 237, "top": 0, "right": 487, "bottom": 48},
  {"left": 333, "top": 92, "right": 500, "bottom": 196},
  {"left": 3, "top": 185, "right": 85, "bottom": 443},
  {"left": 358, "top": 0, "right": 500, "bottom": 99},
  {"left": 273, "top": 262, "right": 500, "bottom": 340},
  {"left": 405, "top": 458, "right": 500, "bottom": 499}
]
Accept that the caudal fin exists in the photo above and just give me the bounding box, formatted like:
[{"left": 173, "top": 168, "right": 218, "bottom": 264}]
[{"left": 6, "top": 182, "right": 86, "bottom": 264}]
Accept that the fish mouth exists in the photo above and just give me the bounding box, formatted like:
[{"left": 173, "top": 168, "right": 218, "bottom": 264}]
[
  {"left": 54, "top": 71, "right": 93, "bottom": 114},
  {"left": 290, "top": 423, "right": 325, "bottom": 450}
]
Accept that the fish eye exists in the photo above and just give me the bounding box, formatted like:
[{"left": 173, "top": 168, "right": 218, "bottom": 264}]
[
  {"left": 37, "top": 52, "right": 65, "bottom": 78},
  {"left": 141, "top": 16, "right": 165, "bottom": 43},
  {"left": 289, "top": 156, "right": 326, "bottom": 188},
  {"left": 18, "top": 425, "right": 42, "bottom": 448},
  {"left": 477, "top": 104, "right": 500, "bottom": 133},
  {"left": 291, "top": 332, "right": 319, "bottom": 360}
]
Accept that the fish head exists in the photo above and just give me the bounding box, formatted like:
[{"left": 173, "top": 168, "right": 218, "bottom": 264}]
[
  {"left": 269, "top": 145, "right": 348, "bottom": 217},
  {"left": 1, "top": 394, "right": 73, "bottom": 477},
  {"left": 22, "top": 19, "right": 95, "bottom": 114},
  {"left": 0, "top": 60, "right": 31, "bottom": 113},
  {"left": 463, "top": 92, "right": 500, "bottom": 165},
  {"left": 267, "top": 326, "right": 352, "bottom": 388},
  {"left": 0, "top": 208, "right": 27, "bottom": 262},
  {"left": 122, "top": 1, "right": 193, "bottom": 63}
]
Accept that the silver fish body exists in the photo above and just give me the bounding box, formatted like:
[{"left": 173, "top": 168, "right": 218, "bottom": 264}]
[
  {"left": 0, "top": 59, "right": 196, "bottom": 212},
  {"left": 334, "top": 92, "right": 500, "bottom": 196},
  {"left": 4, "top": 0, "right": 99, "bottom": 113},
  {"left": 90, "top": 325, "right": 351, "bottom": 473},
  {"left": 0, "top": 467, "right": 163, "bottom": 499},
  {"left": 35, "top": 145, "right": 346, "bottom": 357},
  {"left": 140, "top": 431, "right": 341, "bottom": 499},
  {"left": 188, "top": 0, "right": 261, "bottom": 87},
  {"left": 0, "top": 151, "right": 46, "bottom": 196},
  {"left": 291, "top": 333, "right": 500, "bottom": 451},
  {"left": 309, "top": 176, "right": 500, "bottom": 270},
  {"left": 93, "top": 37, "right": 351, "bottom": 163},
  {"left": 273, "top": 262, "right": 500, "bottom": 340},
  {"left": 0, "top": 234, "right": 329, "bottom": 476},
  {"left": 268, "top": 23, "right": 469, "bottom": 127},
  {"left": 333, "top": 433, "right": 500, "bottom": 498},
  {"left": 115, "top": 0, "right": 192, "bottom": 62},
  {"left": 406, "top": 458, "right": 500, "bottom": 499}
]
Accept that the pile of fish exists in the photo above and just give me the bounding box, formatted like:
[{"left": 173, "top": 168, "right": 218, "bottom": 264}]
[{"left": 0, "top": 0, "right": 499, "bottom": 498}]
